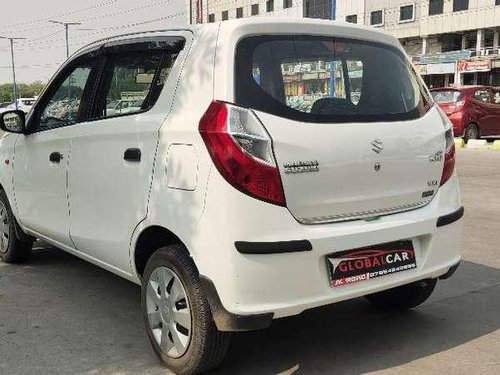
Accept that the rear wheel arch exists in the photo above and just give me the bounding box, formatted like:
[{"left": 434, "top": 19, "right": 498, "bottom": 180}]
[{"left": 134, "top": 225, "right": 190, "bottom": 277}]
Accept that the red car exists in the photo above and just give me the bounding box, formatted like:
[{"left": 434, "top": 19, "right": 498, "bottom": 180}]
[{"left": 431, "top": 86, "right": 500, "bottom": 142}]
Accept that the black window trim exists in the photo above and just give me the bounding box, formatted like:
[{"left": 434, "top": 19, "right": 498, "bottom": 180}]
[
  {"left": 234, "top": 35, "right": 433, "bottom": 124},
  {"left": 27, "top": 47, "right": 102, "bottom": 134}
]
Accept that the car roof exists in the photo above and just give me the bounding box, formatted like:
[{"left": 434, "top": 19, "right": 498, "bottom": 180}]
[
  {"left": 431, "top": 85, "right": 495, "bottom": 93},
  {"left": 73, "top": 18, "right": 401, "bottom": 58}
]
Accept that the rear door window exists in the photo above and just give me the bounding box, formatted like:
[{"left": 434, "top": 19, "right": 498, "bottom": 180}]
[
  {"left": 431, "top": 90, "right": 464, "bottom": 103},
  {"left": 92, "top": 38, "right": 185, "bottom": 120},
  {"left": 492, "top": 90, "right": 500, "bottom": 104},
  {"left": 473, "top": 89, "right": 490, "bottom": 103},
  {"left": 235, "top": 35, "right": 432, "bottom": 123}
]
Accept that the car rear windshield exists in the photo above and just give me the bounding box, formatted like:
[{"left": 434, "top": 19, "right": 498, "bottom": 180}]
[
  {"left": 235, "top": 35, "right": 432, "bottom": 123},
  {"left": 431, "top": 90, "right": 464, "bottom": 103}
]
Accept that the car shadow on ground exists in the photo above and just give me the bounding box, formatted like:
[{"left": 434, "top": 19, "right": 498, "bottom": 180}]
[
  {"left": 2, "top": 246, "right": 500, "bottom": 375},
  {"left": 219, "top": 259, "right": 500, "bottom": 374}
]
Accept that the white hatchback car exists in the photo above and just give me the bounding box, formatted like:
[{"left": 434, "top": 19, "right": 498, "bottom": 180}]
[{"left": 0, "top": 19, "right": 463, "bottom": 375}]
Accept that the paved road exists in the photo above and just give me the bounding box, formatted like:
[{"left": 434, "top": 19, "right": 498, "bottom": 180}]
[{"left": 1, "top": 150, "right": 500, "bottom": 375}]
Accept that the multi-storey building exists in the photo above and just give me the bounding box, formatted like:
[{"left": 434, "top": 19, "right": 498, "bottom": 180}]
[
  {"left": 336, "top": 0, "right": 500, "bottom": 87},
  {"left": 189, "top": 0, "right": 500, "bottom": 88},
  {"left": 188, "top": 0, "right": 304, "bottom": 24}
]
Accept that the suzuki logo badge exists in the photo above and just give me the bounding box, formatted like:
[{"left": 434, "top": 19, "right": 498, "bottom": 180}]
[
  {"left": 371, "top": 139, "right": 384, "bottom": 154},
  {"left": 374, "top": 162, "right": 381, "bottom": 172}
]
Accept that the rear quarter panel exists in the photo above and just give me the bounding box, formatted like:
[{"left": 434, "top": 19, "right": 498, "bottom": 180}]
[{"left": 130, "top": 25, "right": 220, "bottom": 278}]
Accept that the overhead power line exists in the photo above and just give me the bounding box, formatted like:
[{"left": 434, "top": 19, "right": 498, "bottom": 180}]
[
  {"left": 5, "top": 0, "right": 174, "bottom": 50},
  {"left": 0, "top": 0, "right": 119, "bottom": 31}
]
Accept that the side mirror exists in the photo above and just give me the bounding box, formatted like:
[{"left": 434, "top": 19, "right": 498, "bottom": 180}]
[{"left": 0, "top": 110, "right": 26, "bottom": 134}]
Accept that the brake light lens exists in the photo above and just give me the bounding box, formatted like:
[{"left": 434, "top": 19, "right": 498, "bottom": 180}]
[
  {"left": 440, "top": 128, "right": 455, "bottom": 186},
  {"left": 199, "top": 101, "right": 286, "bottom": 206}
]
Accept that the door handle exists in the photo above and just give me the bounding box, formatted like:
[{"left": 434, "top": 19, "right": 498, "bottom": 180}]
[
  {"left": 124, "top": 148, "right": 141, "bottom": 162},
  {"left": 49, "top": 152, "right": 63, "bottom": 163}
]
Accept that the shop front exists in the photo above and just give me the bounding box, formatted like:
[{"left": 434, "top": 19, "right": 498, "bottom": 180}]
[
  {"left": 417, "top": 62, "right": 456, "bottom": 88},
  {"left": 458, "top": 59, "right": 492, "bottom": 85}
]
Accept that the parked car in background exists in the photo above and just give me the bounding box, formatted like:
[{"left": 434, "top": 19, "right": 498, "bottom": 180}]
[
  {"left": 0, "top": 19, "right": 463, "bottom": 375},
  {"left": 431, "top": 86, "right": 500, "bottom": 142},
  {"left": 0, "top": 98, "right": 37, "bottom": 115},
  {"left": 106, "top": 99, "right": 143, "bottom": 116}
]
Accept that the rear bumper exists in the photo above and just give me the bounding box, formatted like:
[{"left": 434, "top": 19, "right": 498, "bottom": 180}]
[{"left": 192, "top": 171, "right": 463, "bottom": 323}]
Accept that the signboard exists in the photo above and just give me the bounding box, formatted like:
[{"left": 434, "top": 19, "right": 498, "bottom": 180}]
[
  {"left": 135, "top": 73, "right": 154, "bottom": 84},
  {"left": 348, "top": 70, "right": 363, "bottom": 79},
  {"left": 283, "top": 74, "right": 301, "bottom": 82},
  {"left": 492, "top": 59, "right": 500, "bottom": 69},
  {"left": 420, "top": 50, "right": 471, "bottom": 64},
  {"left": 458, "top": 59, "right": 491, "bottom": 73},
  {"left": 426, "top": 62, "right": 455, "bottom": 75},
  {"left": 121, "top": 91, "right": 149, "bottom": 100},
  {"left": 302, "top": 72, "right": 319, "bottom": 80},
  {"left": 414, "top": 64, "right": 427, "bottom": 75}
]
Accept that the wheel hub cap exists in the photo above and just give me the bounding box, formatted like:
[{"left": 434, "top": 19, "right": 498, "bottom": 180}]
[{"left": 146, "top": 266, "right": 192, "bottom": 358}]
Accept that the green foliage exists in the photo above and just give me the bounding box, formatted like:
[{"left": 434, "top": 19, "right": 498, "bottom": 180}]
[{"left": 0, "top": 81, "right": 47, "bottom": 103}]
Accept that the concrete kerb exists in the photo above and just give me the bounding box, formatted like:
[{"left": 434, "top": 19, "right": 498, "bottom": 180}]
[
  {"left": 466, "top": 139, "right": 488, "bottom": 149},
  {"left": 490, "top": 140, "right": 500, "bottom": 151},
  {"left": 454, "top": 138, "right": 465, "bottom": 149}
]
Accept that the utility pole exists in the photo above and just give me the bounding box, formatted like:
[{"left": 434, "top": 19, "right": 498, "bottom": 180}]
[
  {"left": 0, "top": 36, "right": 26, "bottom": 109},
  {"left": 49, "top": 21, "right": 81, "bottom": 103},
  {"left": 329, "top": 0, "right": 336, "bottom": 97},
  {"left": 49, "top": 20, "right": 81, "bottom": 58}
]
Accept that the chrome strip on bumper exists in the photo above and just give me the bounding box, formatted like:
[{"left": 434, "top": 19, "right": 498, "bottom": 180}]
[{"left": 298, "top": 200, "right": 432, "bottom": 225}]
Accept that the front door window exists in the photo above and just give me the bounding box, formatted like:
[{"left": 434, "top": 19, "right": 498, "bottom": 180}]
[{"left": 38, "top": 63, "right": 93, "bottom": 131}]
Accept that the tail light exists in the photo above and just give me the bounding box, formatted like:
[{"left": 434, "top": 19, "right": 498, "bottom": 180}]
[
  {"left": 199, "top": 101, "right": 286, "bottom": 206},
  {"left": 440, "top": 128, "right": 455, "bottom": 186}
]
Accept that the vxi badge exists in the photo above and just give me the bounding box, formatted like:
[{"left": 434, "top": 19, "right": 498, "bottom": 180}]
[{"left": 283, "top": 160, "right": 319, "bottom": 174}]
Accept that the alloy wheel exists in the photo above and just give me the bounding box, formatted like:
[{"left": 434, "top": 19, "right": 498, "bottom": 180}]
[{"left": 146, "top": 266, "right": 192, "bottom": 358}]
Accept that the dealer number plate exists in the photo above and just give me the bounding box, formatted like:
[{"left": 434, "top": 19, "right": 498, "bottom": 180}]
[{"left": 327, "top": 240, "right": 417, "bottom": 288}]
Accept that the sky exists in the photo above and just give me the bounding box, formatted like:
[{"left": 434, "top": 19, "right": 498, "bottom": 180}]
[{"left": 0, "top": 0, "right": 188, "bottom": 84}]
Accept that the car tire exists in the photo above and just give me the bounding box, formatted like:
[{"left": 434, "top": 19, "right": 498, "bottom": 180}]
[
  {"left": 463, "top": 123, "right": 479, "bottom": 143},
  {"left": 141, "top": 244, "right": 231, "bottom": 375},
  {"left": 0, "top": 189, "right": 33, "bottom": 263},
  {"left": 365, "top": 278, "right": 437, "bottom": 311}
]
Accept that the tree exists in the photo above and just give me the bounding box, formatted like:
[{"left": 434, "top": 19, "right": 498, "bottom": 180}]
[{"left": 0, "top": 81, "right": 47, "bottom": 103}]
